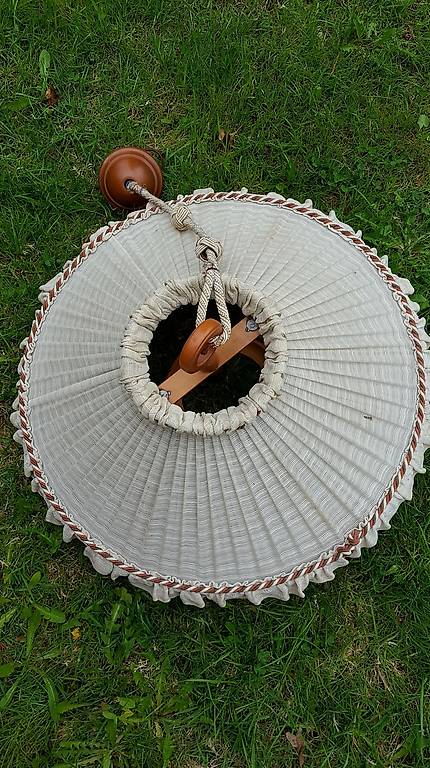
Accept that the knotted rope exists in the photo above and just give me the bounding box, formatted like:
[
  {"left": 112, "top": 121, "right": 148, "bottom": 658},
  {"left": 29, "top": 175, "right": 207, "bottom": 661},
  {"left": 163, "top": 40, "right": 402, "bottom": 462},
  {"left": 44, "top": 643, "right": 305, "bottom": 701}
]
[{"left": 125, "top": 180, "right": 231, "bottom": 345}]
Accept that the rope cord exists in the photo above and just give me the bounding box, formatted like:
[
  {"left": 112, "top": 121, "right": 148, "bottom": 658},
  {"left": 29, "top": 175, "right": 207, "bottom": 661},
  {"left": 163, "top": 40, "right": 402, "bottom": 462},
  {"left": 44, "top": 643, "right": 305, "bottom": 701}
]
[{"left": 125, "top": 180, "right": 231, "bottom": 344}]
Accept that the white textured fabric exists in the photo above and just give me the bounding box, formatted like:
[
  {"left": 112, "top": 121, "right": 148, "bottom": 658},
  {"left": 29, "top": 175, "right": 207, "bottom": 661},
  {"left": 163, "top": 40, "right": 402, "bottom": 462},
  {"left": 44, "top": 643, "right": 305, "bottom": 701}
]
[{"left": 12, "top": 191, "right": 429, "bottom": 606}]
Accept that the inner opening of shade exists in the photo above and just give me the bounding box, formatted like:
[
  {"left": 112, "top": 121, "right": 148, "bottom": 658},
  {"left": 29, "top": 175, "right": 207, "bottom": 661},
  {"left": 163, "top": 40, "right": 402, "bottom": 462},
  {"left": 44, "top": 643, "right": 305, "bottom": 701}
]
[{"left": 148, "top": 300, "right": 263, "bottom": 412}]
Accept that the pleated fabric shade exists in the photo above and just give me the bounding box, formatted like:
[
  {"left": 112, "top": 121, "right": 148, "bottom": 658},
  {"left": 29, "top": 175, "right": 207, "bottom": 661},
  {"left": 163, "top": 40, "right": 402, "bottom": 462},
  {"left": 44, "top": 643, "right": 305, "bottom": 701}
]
[{"left": 11, "top": 189, "right": 430, "bottom": 606}]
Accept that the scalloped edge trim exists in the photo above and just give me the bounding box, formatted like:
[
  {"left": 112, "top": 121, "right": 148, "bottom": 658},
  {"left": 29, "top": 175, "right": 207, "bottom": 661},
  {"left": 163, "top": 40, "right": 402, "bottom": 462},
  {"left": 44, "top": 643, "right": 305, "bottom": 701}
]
[{"left": 11, "top": 191, "right": 430, "bottom": 606}]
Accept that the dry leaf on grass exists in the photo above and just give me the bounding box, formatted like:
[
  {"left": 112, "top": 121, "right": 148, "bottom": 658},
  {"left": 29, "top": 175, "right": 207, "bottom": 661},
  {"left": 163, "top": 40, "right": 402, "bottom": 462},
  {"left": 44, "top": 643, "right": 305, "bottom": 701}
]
[
  {"left": 218, "top": 128, "right": 237, "bottom": 149},
  {"left": 44, "top": 85, "right": 59, "bottom": 106},
  {"left": 286, "top": 731, "right": 305, "bottom": 766},
  {"left": 402, "top": 26, "right": 415, "bottom": 41},
  {"left": 71, "top": 627, "right": 81, "bottom": 641}
]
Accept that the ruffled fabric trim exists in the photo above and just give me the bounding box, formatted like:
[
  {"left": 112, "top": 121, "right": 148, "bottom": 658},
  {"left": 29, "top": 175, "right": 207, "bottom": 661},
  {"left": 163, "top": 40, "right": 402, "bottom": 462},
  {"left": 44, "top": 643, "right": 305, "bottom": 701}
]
[
  {"left": 120, "top": 275, "right": 287, "bottom": 435},
  {"left": 21, "top": 451, "right": 427, "bottom": 607},
  {"left": 10, "top": 195, "right": 430, "bottom": 606}
]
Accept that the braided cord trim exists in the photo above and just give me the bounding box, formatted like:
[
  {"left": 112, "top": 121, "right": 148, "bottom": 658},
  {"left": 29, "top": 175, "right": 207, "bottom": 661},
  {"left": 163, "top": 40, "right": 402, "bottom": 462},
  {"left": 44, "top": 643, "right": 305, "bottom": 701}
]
[{"left": 16, "top": 192, "right": 427, "bottom": 595}]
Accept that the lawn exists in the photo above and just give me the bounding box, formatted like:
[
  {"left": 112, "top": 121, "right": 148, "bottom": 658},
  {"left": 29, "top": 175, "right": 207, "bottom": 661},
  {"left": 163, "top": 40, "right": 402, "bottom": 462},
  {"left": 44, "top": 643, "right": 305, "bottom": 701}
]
[{"left": 1, "top": 1, "right": 430, "bottom": 766}]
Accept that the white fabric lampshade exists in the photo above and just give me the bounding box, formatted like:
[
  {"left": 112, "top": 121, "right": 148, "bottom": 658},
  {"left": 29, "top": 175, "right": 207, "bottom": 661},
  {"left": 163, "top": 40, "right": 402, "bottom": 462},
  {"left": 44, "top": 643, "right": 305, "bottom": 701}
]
[{"left": 12, "top": 189, "right": 429, "bottom": 607}]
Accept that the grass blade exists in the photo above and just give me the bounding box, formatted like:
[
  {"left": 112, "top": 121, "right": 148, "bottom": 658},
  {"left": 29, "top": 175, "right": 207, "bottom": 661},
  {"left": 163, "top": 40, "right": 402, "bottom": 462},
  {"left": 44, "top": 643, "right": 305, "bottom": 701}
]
[
  {"left": 26, "top": 610, "right": 42, "bottom": 657},
  {"left": 0, "top": 608, "right": 16, "bottom": 633},
  {"left": 0, "top": 680, "right": 19, "bottom": 713}
]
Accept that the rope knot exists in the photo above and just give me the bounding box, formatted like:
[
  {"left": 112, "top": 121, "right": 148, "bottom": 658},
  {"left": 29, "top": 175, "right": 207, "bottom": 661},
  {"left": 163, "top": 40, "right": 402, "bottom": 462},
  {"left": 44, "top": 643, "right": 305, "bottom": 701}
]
[
  {"left": 195, "top": 239, "right": 231, "bottom": 345},
  {"left": 171, "top": 203, "right": 193, "bottom": 232},
  {"left": 123, "top": 181, "right": 230, "bottom": 345},
  {"left": 195, "top": 236, "right": 223, "bottom": 263}
]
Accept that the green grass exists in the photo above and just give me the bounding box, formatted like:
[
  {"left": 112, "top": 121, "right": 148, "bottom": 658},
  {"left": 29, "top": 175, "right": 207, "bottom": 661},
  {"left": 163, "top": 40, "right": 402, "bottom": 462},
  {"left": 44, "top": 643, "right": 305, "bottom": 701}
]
[{"left": 1, "top": 1, "right": 430, "bottom": 766}]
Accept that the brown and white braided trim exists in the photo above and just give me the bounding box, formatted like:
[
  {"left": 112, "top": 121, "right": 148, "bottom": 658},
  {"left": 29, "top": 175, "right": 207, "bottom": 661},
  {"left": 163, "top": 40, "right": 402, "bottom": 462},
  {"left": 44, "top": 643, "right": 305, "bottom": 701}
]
[{"left": 13, "top": 192, "right": 429, "bottom": 599}]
